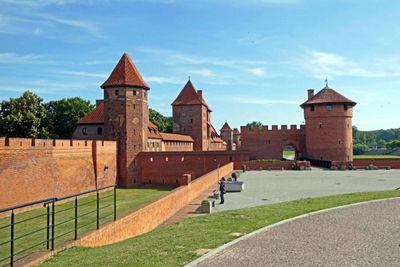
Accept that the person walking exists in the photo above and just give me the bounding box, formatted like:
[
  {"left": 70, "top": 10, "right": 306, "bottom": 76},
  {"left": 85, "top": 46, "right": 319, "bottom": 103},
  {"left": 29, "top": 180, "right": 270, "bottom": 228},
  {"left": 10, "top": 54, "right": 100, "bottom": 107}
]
[{"left": 219, "top": 177, "right": 226, "bottom": 204}]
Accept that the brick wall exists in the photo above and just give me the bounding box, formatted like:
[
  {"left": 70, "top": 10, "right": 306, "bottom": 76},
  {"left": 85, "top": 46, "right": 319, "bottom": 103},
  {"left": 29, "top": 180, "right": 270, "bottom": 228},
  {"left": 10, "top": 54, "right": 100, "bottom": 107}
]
[
  {"left": 233, "top": 160, "right": 311, "bottom": 170},
  {"left": 0, "top": 137, "right": 116, "bottom": 210},
  {"left": 137, "top": 151, "right": 249, "bottom": 185},
  {"left": 78, "top": 162, "right": 234, "bottom": 247},
  {"left": 240, "top": 125, "right": 306, "bottom": 160},
  {"left": 353, "top": 158, "right": 400, "bottom": 169}
]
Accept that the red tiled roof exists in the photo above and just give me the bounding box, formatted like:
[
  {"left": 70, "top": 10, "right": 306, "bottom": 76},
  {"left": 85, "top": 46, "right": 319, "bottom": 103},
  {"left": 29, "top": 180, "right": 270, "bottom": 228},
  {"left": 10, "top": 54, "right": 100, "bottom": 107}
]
[
  {"left": 77, "top": 101, "right": 104, "bottom": 124},
  {"left": 101, "top": 53, "right": 149, "bottom": 89},
  {"left": 220, "top": 122, "right": 232, "bottom": 131},
  {"left": 160, "top": 132, "right": 194, "bottom": 142},
  {"left": 233, "top": 128, "right": 240, "bottom": 135},
  {"left": 172, "top": 80, "right": 209, "bottom": 108},
  {"left": 147, "top": 121, "right": 162, "bottom": 139},
  {"left": 210, "top": 125, "right": 225, "bottom": 143},
  {"left": 301, "top": 86, "right": 356, "bottom": 107}
]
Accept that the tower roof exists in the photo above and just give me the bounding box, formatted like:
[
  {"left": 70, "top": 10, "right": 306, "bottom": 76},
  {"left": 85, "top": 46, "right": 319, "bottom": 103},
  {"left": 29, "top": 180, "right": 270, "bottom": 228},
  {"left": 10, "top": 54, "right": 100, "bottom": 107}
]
[
  {"left": 101, "top": 53, "right": 149, "bottom": 89},
  {"left": 220, "top": 122, "right": 232, "bottom": 131},
  {"left": 300, "top": 86, "right": 356, "bottom": 108},
  {"left": 172, "top": 80, "right": 209, "bottom": 108}
]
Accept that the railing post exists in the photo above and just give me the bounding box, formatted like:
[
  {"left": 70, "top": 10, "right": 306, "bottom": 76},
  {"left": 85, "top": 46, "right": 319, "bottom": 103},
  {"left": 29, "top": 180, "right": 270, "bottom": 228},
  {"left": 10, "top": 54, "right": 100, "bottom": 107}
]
[
  {"left": 96, "top": 191, "right": 99, "bottom": 229},
  {"left": 46, "top": 204, "right": 50, "bottom": 250},
  {"left": 113, "top": 186, "right": 117, "bottom": 221},
  {"left": 10, "top": 210, "right": 14, "bottom": 267},
  {"left": 74, "top": 197, "right": 78, "bottom": 240},
  {"left": 51, "top": 200, "right": 55, "bottom": 250}
]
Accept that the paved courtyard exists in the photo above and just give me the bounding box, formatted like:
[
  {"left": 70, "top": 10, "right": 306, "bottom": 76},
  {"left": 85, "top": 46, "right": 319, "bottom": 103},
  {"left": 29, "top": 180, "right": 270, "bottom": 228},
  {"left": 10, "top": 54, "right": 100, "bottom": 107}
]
[
  {"left": 213, "top": 169, "right": 400, "bottom": 212},
  {"left": 195, "top": 198, "right": 400, "bottom": 267}
]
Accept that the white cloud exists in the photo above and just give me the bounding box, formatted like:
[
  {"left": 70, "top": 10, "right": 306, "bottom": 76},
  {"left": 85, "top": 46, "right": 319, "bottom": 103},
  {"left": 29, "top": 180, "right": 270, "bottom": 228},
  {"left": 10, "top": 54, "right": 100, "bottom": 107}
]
[
  {"left": 212, "top": 96, "right": 298, "bottom": 105},
  {"left": 189, "top": 68, "right": 214, "bottom": 77},
  {"left": 0, "top": 52, "right": 51, "bottom": 64},
  {"left": 305, "top": 50, "right": 400, "bottom": 79},
  {"left": 143, "top": 76, "right": 185, "bottom": 84},
  {"left": 53, "top": 70, "right": 108, "bottom": 78},
  {"left": 37, "top": 14, "right": 102, "bottom": 37},
  {"left": 246, "top": 67, "right": 266, "bottom": 77}
]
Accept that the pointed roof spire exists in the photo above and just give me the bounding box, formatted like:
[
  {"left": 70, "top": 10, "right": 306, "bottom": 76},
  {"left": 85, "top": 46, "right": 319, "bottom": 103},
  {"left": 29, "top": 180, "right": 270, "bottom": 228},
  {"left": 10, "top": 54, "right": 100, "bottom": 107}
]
[
  {"left": 220, "top": 122, "right": 232, "bottom": 131},
  {"left": 101, "top": 53, "right": 149, "bottom": 89},
  {"left": 171, "top": 80, "right": 209, "bottom": 108}
]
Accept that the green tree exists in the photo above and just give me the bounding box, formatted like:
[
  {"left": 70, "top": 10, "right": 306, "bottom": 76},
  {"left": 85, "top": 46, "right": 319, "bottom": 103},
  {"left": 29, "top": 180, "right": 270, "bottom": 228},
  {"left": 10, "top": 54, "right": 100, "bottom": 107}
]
[
  {"left": 246, "top": 121, "right": 263, "bottom": 130},
  {"left": 0, "top": 91, "right": 49, "bottom": 138},
  {"left": 46, "top": 97, "right": 94, "bottom": 138},
  {"left": 353, "top": 144, "right": 369, "bottom": 155},
  {"left": 149, "top": 108, "right": 172, "bottom": 133}
]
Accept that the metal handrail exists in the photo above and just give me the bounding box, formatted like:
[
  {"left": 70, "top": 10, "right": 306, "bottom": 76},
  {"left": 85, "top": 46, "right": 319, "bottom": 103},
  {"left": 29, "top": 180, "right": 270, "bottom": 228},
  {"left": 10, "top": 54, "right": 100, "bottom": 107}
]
[{"left": 0, "top": 184, "right": 117, "bottom": 267}]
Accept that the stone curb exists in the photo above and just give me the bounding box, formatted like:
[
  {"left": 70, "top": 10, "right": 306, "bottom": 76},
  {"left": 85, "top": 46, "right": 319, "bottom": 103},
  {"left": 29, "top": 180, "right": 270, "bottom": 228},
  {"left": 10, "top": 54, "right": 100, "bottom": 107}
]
[{"left": 185, "top": 196, "right": 400, "bottom": 267}]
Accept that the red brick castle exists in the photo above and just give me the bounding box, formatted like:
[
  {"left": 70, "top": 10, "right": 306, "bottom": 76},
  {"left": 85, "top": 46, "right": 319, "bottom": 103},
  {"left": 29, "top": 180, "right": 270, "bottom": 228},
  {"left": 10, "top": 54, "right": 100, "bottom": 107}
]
[{"left": 74, "top": 53, "right": 356, "bottom": 186}]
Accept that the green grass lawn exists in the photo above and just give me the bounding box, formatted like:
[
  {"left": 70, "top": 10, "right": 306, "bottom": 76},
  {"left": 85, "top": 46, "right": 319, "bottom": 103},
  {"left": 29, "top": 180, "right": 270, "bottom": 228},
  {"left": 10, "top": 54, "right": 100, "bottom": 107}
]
[
  {"left": 0, "top": 187, "right": 170, "bottom": 266},
  {"left": 282, "top": 150, "right": 295, "bottom": 159},
  {"left": 354, "top": 155, "right": 400, "bottom": 159},
  {"left": 41, "top": 190, "right": 400, "bottom": 267}
]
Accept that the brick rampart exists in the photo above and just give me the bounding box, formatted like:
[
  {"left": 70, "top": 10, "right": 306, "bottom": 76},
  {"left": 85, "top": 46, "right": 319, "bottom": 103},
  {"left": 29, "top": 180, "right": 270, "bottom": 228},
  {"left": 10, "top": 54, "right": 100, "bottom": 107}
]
[
  {"left": 0, "top": 137, "right": 117, "bottom": 210},
  {"left": 353, "top": 158, "right": 400, "bottom": 169},
  {"left": 78, "top": 162, "right": 234, "bottom": 247},
  {"left": 240, "top": 125, "right": 306, "bottom": 160},
  {"left": 137, "top": 151, "right": 249, "bottom": 185}
]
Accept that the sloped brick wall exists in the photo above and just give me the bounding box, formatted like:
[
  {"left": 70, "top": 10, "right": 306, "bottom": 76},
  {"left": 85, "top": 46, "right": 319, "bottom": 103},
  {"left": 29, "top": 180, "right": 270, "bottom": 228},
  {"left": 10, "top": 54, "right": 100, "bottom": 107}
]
[{"left": 78, "top": 162, "right": 234, "bottom": 247}]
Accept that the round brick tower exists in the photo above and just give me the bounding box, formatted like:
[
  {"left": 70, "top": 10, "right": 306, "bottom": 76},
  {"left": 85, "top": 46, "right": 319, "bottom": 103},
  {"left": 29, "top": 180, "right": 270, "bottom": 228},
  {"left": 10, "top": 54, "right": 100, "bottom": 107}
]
[{"left": 301, "top": 85, "right": 356, "bottom": 164}]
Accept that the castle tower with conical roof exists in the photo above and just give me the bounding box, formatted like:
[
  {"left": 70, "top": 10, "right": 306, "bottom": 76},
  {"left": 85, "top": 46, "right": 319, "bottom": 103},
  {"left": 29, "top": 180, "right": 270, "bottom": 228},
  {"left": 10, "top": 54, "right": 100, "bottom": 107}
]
[
  {"left": 172, "top": 80, "right": 211, "bottom": 151},
  {"left": 220, "top": 122, "right": 234, "bottom": 150},
  {"left": 301, "top": 86, "right": 356, "bottom": 164},
  {"left": 101, "top": 53, "right": 149, "bottom": 187}
]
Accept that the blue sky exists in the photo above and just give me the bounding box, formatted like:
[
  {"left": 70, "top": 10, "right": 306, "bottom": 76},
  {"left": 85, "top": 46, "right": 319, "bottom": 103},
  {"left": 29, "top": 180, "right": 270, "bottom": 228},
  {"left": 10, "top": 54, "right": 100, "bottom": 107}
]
[{"left": 0, "top": 0, "right": 399, "bottom": 131}]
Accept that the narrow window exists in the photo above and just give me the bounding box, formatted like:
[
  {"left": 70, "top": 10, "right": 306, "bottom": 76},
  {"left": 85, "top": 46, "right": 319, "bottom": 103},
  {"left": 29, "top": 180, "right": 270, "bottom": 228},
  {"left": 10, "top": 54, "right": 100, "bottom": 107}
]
[
  {"left": 344, "top": 105, "right": 348, "bottom": 111},
  {"left": 144, "top": 92, "right": 147, "bottom": 98},
  {"left": 82, "top": 128, "right": 88, "bottom": 135},
  {"left": 97, "top": 127, "right": 103, "bottom": 135},
  {"left": 325, "top": 104, "right": 333, "bottom": 111},
  {"left": 338, "top": 140, "right": 341, "bottom": 144},
  {"left": 115, "top": 90, "right": 119, "bottom": 96},
  {"left": 319, "top": 123, "right": 322, "bottom": 129},
  {"left": 181, "top": 157, "right": 184, "bottom": 162},
  {"left": 133, "top": 104, "right": 136, "bottom": 109},
  {"left": 134, "top": 129, "right": 136, "bottom": 135},
  {"left": 133, "top": 90, "right": 137, "bottom": 96},
  {"left": 166, "top": 157, "right": 169, "bottom": 162},
  {"left": 311, "top": 105, "right": 315, "bottom": 112},
  {"left": 150, "top": 157, "right": 153, "bottom": 162}
]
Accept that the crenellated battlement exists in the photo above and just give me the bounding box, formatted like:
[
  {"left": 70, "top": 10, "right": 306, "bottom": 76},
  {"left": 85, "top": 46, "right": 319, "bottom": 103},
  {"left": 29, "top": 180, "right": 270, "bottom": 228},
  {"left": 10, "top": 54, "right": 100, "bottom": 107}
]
[
  {"left": 241, "top": 124, "right": 305, "bottom": 134},
  {"left": 0, "top": 137, "right": 116, "bottom": 148}
]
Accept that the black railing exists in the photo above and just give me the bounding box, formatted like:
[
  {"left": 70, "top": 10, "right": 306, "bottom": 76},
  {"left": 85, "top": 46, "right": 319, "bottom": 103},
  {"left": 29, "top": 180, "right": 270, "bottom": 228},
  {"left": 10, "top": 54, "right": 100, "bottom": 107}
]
[{"left": 0, "top": 185, "right": 116, "bottom": 267}]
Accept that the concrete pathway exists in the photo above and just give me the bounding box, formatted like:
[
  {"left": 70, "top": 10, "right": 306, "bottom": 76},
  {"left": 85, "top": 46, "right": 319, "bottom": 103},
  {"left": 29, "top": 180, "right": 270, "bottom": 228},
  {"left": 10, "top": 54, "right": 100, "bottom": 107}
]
[
  {"left": 194, "top": 198, "right": 400, "bottom": 267},
  {"left": 213, "top": 169, "right": 400, "bottom": 212}
]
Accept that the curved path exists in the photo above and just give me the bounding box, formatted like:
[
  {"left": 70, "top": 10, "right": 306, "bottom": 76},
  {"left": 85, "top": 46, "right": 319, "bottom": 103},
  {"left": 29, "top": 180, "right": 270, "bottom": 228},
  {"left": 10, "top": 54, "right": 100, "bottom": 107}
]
[{"left": 193, "top": 198, "right": 400, "bottom": 267}]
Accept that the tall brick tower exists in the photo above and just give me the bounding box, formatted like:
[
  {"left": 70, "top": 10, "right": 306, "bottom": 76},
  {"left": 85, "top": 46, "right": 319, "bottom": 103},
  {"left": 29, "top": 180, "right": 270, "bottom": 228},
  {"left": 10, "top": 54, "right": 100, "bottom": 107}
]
[
  {"left": 101, "top": 53, "right": 150, "bottom": 187},
  {"left": 233, "top": 128, "right": 241, "bottom": 150},
  {"left": 172, "top": 80, "right": 210, "bottom": 151},
  {"left": 220, "top": 122, "right": 234, "bottom": 150},
  {"left": 301, "top": 85, "right": 356, "bottom": 164}
]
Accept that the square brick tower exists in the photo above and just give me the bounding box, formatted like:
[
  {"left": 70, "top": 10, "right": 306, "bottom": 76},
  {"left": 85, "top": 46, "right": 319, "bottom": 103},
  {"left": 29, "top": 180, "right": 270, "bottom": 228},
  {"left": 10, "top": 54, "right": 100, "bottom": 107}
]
[
  {"left": 172, "top": 80, "right": 211, "bottom": 151},
  {"left": 101, "top": 53, "right": 150, "bottom": 187},
  {"left": 220, "top": 122, "right": 234, "bottom": 150}
]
